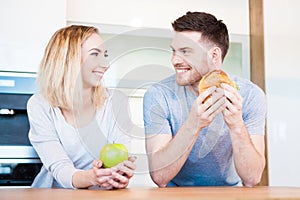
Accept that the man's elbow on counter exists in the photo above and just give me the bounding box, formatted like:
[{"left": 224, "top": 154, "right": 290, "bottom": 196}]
[
  {"left": 243, "top": 161, "right": 265, "bottom": 187},
  {"left": 243, "top": 175, "right": 262, "bottom": 187},
  {"left": 150, "top": 172, "right": 168, "bottom": 188}
]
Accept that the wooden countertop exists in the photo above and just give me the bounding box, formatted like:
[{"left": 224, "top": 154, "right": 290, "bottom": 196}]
[{"left": 2, "top": 186, "right": 300, "bottom": 200}]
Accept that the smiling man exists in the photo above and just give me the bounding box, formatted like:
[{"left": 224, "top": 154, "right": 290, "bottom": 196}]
[{"left": 143, "top": 11, "right": 267, "bottom": 187}]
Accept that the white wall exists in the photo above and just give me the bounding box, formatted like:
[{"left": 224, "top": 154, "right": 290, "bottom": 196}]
[
  {"left": 264, "top": 0, "right": 300, "bottom": 186},
  {"left": 67, "top": 0, "right": 249, "bottom": 35},
  {"left": 0, "top": 0, "right": 66, "bottom": 72}
]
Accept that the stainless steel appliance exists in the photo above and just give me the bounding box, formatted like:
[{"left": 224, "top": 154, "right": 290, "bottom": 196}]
[{"left": 0, "top": 72, "right": 42, "bottom": 186}]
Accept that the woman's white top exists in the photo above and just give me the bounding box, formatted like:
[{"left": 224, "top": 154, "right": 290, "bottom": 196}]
[{"left": 27, "top": 89, "right": 132, "bottom": 188}]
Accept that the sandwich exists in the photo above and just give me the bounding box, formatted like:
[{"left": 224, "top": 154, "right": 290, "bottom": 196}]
[{"left": 198, "top": 69, "right": 238, "bottom": 102}]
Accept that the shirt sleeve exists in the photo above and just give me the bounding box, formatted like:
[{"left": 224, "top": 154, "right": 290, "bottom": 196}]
[
  {"left": 242, "top": 84, "right": 267, "bottom": 135},
  {"left": 27, "top": 94, "right": 79, "bottom": 189},
  {"left": 143, "top": 85, "right": 172, "bottom": 135}
]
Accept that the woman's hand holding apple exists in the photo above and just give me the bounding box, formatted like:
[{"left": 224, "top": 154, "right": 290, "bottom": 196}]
[
  {"left": 108, "top": 156, "right": 137, "bottom": 189},
  {"left": 91, "top": 156, "right": 136, "bottom": 189},
  {"left": 90, "top": 160, "right": 113, "bottom": 189}
]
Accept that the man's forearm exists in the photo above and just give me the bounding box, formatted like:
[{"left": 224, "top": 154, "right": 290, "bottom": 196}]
[
  {"left": 230, "top": 125, "right": 265, "bottom": 187},
  {"left": 148, "top": 119, "right": 200, "bottom": 187}
]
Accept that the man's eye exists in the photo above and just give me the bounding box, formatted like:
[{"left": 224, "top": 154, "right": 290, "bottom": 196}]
[
  {"left": 104, "top": 53, "right": 109, "bottom": 58},
  {"left": 171, "top": 49, "right": 176, "bottom": 55},
  {"left": 182, "top": 50, "right": 189, "bottom": 54}
]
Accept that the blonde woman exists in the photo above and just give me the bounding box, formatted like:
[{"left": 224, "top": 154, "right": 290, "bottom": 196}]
[{"left": 27, "top": 25, "right": 136, "bottom": 189}]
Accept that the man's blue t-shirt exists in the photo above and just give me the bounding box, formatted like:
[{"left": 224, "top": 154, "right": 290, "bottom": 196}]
[{"left": 143, "top": 74, "right": 266, "bottom": 186}]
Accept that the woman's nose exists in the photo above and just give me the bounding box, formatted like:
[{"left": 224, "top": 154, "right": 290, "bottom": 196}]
[{"left": 98, "top": 56, "right": 109, "bottom": 69}]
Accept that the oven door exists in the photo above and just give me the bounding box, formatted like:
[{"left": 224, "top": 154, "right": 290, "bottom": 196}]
[
  {"left": 0, "top": 104, "right": 42, "bottom": 186},
  {"left": 0, "top": 156, "right": 42, "bottom": 186},
  {"left": 0, "top": 73, "right": 42, "bottom": 186}
]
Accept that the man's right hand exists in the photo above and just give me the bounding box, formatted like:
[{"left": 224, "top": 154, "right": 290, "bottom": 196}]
[{"left": 189, "top": 86, "right": 227, "bottom": 131}]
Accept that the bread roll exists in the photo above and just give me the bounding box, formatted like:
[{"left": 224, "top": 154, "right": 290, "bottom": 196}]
[{"left": 198, "top": 69, "right": 237, "bottom": 102}]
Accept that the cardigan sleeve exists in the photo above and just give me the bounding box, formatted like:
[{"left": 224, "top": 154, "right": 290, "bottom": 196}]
[{"left": 27, "top": 94, "right": 80, "bottom": 189}]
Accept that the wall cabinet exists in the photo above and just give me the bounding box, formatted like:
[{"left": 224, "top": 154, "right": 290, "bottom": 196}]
[{"left": 0, "top": 0, "right": 66, "bottom": 73}]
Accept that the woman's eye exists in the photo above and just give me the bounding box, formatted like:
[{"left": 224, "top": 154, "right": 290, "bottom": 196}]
[
  {"left": 90, "top": 52, "right": 99, "bottom": 56},
  {"left": 104, "top": 53, "right": 108, "bottom": 58}
]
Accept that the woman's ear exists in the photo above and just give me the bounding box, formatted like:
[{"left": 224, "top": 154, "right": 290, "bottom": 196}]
[{"left": 207, "top": 46, "right": 222, "bottom": 67}]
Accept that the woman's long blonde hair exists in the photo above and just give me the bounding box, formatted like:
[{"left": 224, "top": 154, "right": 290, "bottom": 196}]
[{"left": 37, "top": 25, "right": 107, "bottom": 110}]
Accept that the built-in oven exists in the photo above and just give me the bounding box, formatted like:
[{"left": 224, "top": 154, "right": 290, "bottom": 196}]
[{"left": 0, "top": 72, "right": 42, "bottom": 186}]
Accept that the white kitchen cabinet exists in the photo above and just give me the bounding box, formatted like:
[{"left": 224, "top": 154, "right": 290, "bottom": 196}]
[{"left": 0, "top": 0, "right": 66, "bottom": 73}]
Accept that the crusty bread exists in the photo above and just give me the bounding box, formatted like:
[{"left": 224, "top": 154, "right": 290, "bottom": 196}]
[
  {"left": 198, "top": 69, "right": 235, "bottom": 102},
  {"left": 199, "top": 69, "right": 235, "bottom": 93}
]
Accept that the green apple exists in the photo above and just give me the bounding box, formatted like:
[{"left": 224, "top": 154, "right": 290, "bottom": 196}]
[
  {"left": 233, "top": 80, "right": 239, "bottom": 90},
  {"left": 100, "top": 143, "right": 128, "bottom": 168}
]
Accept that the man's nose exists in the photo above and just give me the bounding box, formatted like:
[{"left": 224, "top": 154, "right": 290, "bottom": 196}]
[{"left": 171, "top": 53, "right": 184, "bottom": 65}]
